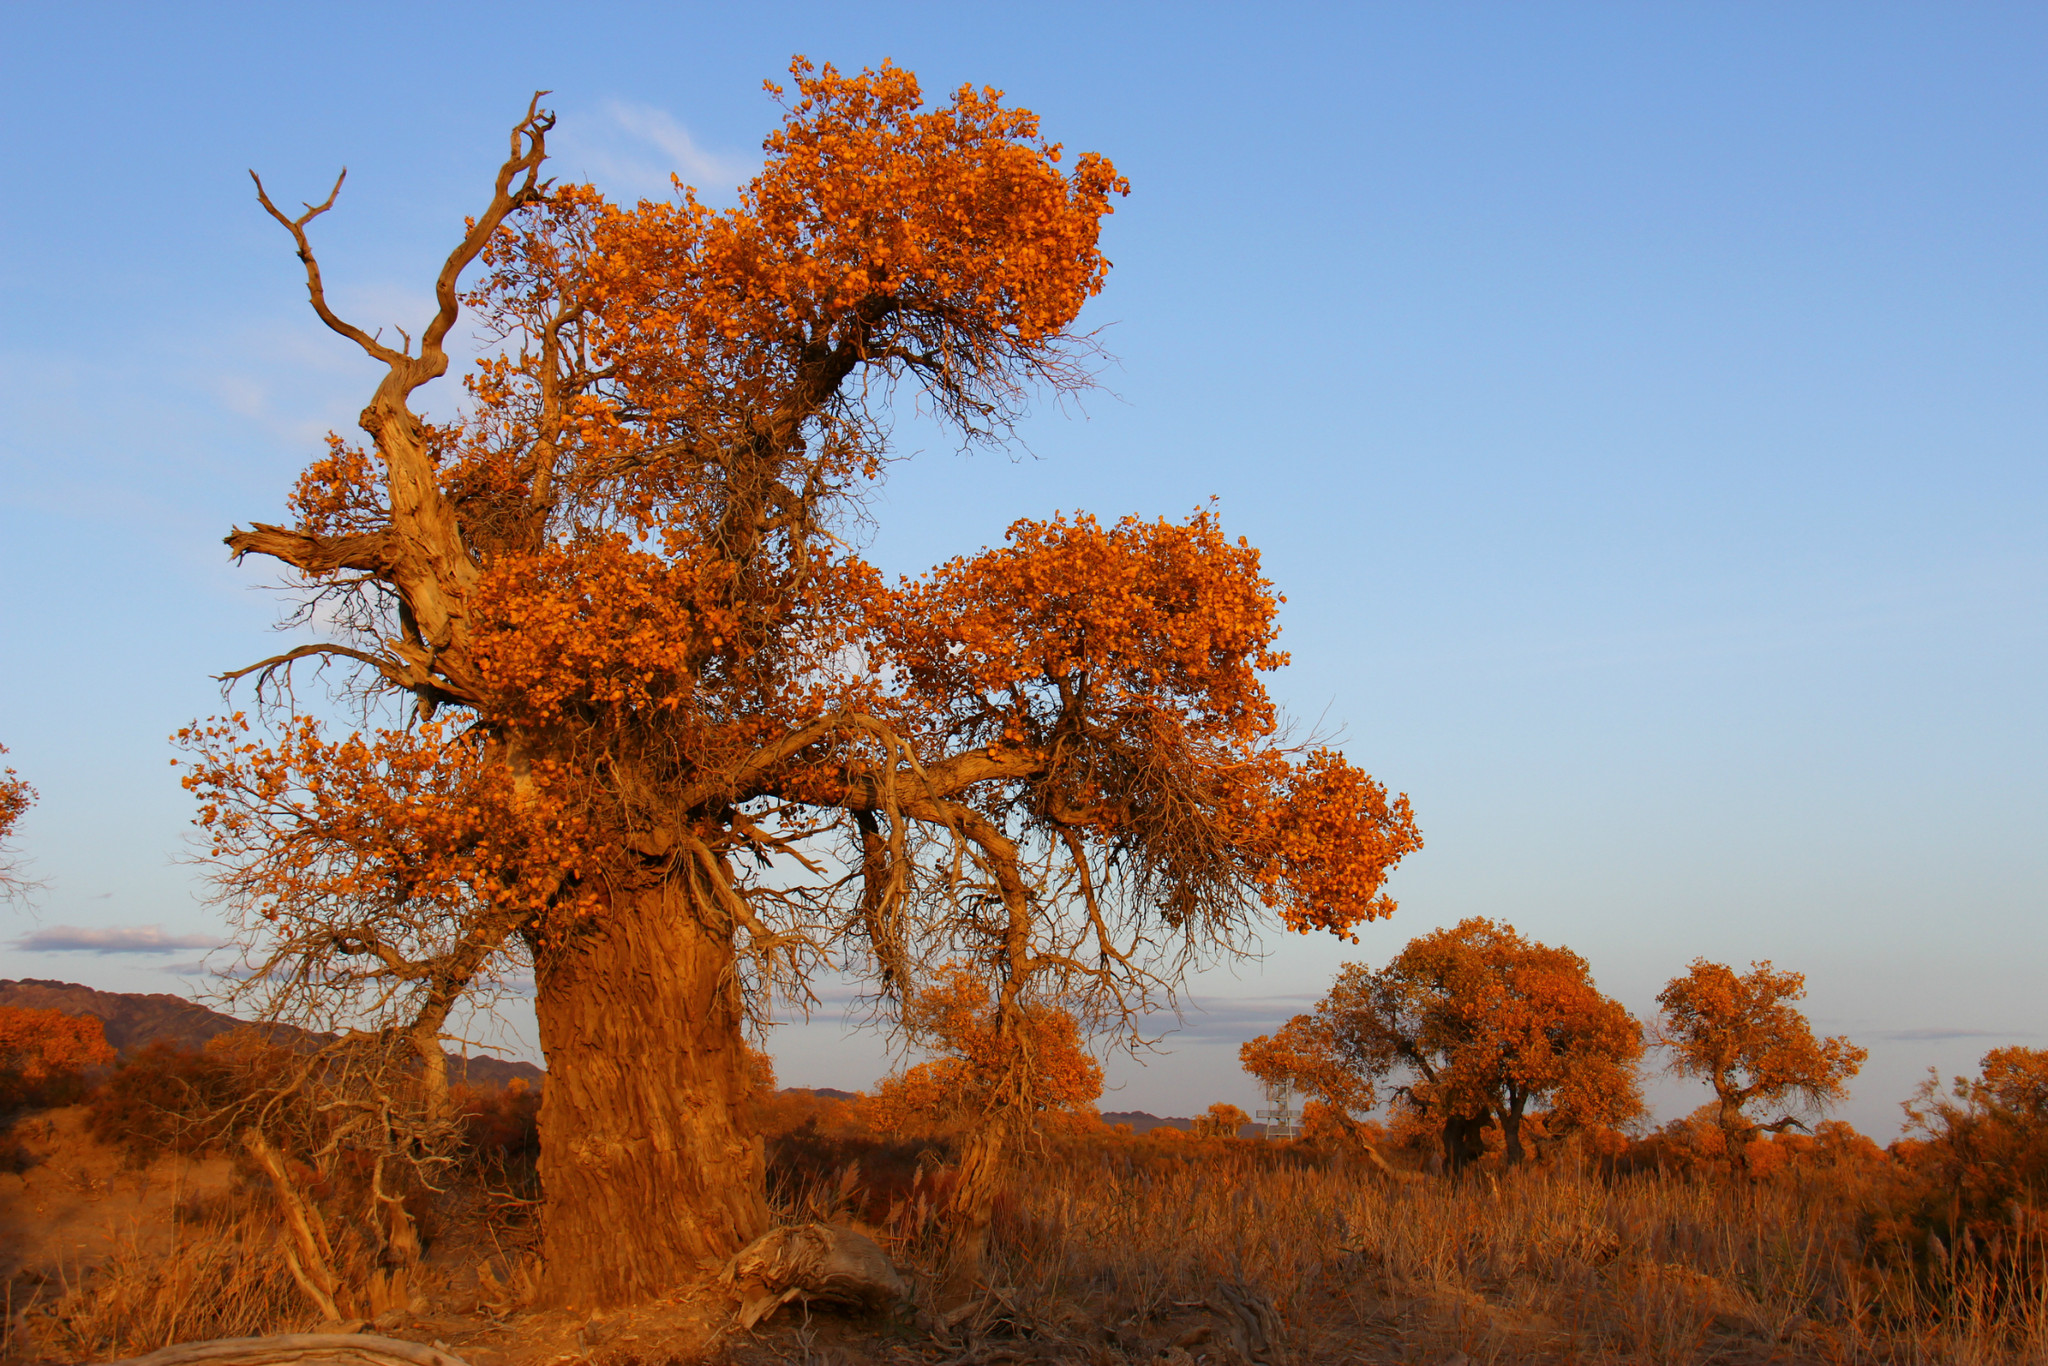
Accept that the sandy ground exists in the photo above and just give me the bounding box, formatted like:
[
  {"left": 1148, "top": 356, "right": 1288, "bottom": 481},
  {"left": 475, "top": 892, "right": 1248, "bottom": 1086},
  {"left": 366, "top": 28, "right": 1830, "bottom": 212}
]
[{"left": 1, "top": 1108, "right": 237, "bottom": 1289}]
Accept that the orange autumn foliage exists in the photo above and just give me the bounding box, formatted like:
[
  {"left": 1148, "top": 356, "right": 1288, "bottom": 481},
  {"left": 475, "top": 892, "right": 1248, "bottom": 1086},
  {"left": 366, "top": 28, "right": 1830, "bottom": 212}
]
[
  {"left": 1241, "top": 1012, "right": 1378, "bottom": 1134},
  {"left": 1656, "top": 959, "right": 1866, "bottom": 1152},
  {"left": 886, "top": 510, "right": 1420, "bottom": 938},
  {"left": 1246, "top": 919, "right": 1644, "bottom": 1170},
  {"left": 1878, "top": 1046, "right": 2048, "bottom": 1291},
  {"left": 180, "top": 715, "right": 605, "bottom": 931},
  {"left": 0, "top": 744, "right": 34, "bottom": 899},
  {"left": 0, "top": 1006, "right": 115, "bottom": 1108},
  {"left": 1191, "top": 1102, "right": 1251, "bottom": 1140},
  {"left": 866, "top": 966, "right": 1103, "bottom": 1138},
  {"left": 592, "top": 60, "right": 1128, "bottom": 452},
  {"left": 198, "top": 60, "right": 1420, "bottom": 1299}
]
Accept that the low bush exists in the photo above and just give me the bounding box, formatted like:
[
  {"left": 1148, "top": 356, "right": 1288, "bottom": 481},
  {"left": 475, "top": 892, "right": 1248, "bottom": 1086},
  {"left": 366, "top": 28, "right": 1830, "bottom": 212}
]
[
  {"left": 0, "top": 1005, "right": 115, "bottom": 1111},
  {"left": 1867, "top": 1047, "right": 2048, "bottom": 1317},
  {"left": 84, "top": 1036, "right": 265, "bottom": 1155}
]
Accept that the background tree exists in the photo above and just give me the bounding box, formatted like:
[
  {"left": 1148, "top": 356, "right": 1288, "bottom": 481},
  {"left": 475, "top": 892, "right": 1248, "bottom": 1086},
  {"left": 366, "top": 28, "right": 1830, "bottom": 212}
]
[
  {"left": 0, "top": 1006, "right": 114, "bottom": 1110},
  {"left": 189, "top": 61, "right": 1422, "bottom": 1303},
  {"left": 0, "top": 745, "right": 37, "bottom": 901},
  {"left": 862, "top": 965, "right": 1101, "bottom": 1145},
  {"left": 1656, "top": 958, "right": 1866, "bottom": 1155},
  {"left": 1244, "top": 918, "right": 1643, "bottom": 1171},
  {"left": 1884, "top": 1046, "right": 2048, "bottom": 1293},
  {"left": 1191, "top": 1101, "right": 1250, "bottom": 1140},
  {"left": 1241, "top": 1009, "right": 1380, "bottom": 1145}
]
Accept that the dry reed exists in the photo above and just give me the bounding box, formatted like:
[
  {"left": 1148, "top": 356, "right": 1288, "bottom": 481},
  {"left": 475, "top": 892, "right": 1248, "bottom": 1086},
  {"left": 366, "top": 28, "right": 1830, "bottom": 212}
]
[
  {"left": 962, "top": 1142, "right": 2048, "bottom": 1365},
  {"left": 5, "top": 1202, "right": 308, "bottom": 1363},
  {"left": 13, "top": 1130, "right": 2048, "bottom": 1365}
]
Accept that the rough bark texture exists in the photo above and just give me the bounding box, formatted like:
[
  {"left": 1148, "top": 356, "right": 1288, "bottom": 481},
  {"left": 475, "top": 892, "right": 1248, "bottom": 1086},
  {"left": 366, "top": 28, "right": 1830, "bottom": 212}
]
[
  {"left": 945, "top": 1120, "right": 1009, "bottom": 1293},
  {"left": 530, "top": 882, "right": 767, "bottom": 1307}
]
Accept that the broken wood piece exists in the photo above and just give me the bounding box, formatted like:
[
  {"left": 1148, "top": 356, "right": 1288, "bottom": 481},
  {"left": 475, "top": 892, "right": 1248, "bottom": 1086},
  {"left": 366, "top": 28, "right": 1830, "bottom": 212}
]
[
  {"left": 99, "top": 1332, "right": 473, "bottom": 1366},
  {"left": 720, "top": 1222, "right": 911, "bottom": 1330}
]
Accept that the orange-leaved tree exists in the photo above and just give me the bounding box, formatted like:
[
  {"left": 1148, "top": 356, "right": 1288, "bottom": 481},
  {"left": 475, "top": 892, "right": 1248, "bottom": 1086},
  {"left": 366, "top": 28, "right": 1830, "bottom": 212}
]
[
  {"left": 0, "top": 1006, "right": 116, "bottom": 1109},
  {"left": 188, "top": 60, "right": 1421, "bottom": 1304},
  {"left": 1889, "top": 1046, "right": 2048, "bottom": 1284},
  {"left": 1190, "top": 1101, "right": 1250, "bottom": 1139},
  {"left": 0, "top": 744, "right": 35, "bottom": 901},
  {"left": 1656, "top": 958, "right": 1865, "bottom": 1157},
  {"left": 1245, "top": 918, "right": 1643, "bottom": 1171},
  {"left": 864, "top": 965, "right": 1101, "bottom": 1151}
]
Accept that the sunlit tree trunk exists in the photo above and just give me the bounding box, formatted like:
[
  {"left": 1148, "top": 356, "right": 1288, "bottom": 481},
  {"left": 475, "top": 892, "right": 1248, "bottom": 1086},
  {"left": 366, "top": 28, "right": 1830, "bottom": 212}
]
[
  {"left": 529, "top": 880, "right": 768, "bottom": 1307},
  {"left": 946, "top": 1117, "right": 1010, "bottom": 1293}
]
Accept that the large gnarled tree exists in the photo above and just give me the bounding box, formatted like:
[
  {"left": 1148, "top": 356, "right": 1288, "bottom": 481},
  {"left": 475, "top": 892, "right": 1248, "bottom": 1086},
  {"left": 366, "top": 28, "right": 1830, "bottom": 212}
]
[{"left": 186, "top": 62, "right": 1422, "bottom": 1305}]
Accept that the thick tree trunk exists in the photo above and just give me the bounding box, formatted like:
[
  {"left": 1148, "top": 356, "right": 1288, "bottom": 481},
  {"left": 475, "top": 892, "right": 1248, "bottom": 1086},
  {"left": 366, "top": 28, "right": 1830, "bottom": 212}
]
[
  {"left": 1502, "top": 1094, "right": 1528, "bottom": 1167},
  {"left": 1716, "top": 1090, "right": 1756, "bottom": 1169},
  {"left": 530, "top": 880, "right": 768, "bottom": 1307},
  {"left": 945, "top": 1119, "right": 1010, "bottom": 1295},
  {"left": 1442, "top": 1107, "right": 1492, "bottom": 1175}
]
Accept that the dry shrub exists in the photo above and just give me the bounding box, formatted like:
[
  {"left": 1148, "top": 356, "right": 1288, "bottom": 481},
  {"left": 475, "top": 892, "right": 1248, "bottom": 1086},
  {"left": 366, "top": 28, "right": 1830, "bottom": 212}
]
[
  {"left": 68, "top": 1031, "right": 458, "bottom": 1327},
  {"left": 1191, "top": 1102, "right": 1250, "bottom": 1140},
  {"left": 0, "top": 1007, "right": 115, "bottom": 1112},
  {"left": 755, "top": 1087, "right": 862, "bottom": 1140},
  {"left": 84, "top": 1037, "right": 272, "bottom": 1156},
  {"left": 1867, "top": 1048, "right": 2048, "bottom": 1326},
  {"left": 1, "top": 1065, "right": 556, "bottom": 1363},
  {"left": 454, "top": 1077, "right": 541, "bottom": 1192},
  {"left": 765, "top": 1125, "right": 955, "bottom": 1253},
  {"left": 5, "top": 1197, "right": 307, "bottom": 1362},
  {"left": 959, "top": 1136, "right": 2048, "bottom": 1364}
]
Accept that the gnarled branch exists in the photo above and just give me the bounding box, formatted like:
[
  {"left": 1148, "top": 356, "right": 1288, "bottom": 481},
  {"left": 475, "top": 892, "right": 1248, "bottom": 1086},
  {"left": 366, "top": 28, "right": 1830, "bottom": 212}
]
[{"left": 225, "top": 523, "right": 392, "bottom": 576}]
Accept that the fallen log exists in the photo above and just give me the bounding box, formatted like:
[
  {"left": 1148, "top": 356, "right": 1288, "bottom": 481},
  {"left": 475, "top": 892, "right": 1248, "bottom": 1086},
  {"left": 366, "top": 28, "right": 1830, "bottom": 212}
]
[{"left": 99, "top": 1333, "right": 471, "bottom": 1366}]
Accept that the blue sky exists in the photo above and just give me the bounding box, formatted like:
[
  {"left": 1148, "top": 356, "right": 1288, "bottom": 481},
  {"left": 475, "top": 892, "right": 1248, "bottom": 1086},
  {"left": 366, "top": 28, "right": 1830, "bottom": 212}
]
[{"left": 1, "top": 3, "right": 2041, "bottom": 1134}]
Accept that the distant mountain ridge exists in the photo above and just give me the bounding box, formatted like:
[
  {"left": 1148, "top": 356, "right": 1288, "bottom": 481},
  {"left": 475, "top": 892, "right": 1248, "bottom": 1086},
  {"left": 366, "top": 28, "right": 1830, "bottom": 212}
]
[
  {"left": 0, "top": 978, "right": 543, "bottom": 1089},
  {"left": 770, "top": 1091, "right": 1195, "bottom": 1132},
  {"left": 1101, "top": 1110, "right": 1195, "bottom": 1133}
]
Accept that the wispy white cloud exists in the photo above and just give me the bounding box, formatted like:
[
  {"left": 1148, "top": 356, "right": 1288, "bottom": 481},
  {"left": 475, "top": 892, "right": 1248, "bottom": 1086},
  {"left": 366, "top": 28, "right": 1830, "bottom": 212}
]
[
  {"left": 556, "top": 101, "right": 758, "bottom": 204},
  {"left": 13, "top": 924, "right": 220, "bottom": 955},
  {"left": 1137, "top": 995, "right": 1318, "bottom": 1045}
]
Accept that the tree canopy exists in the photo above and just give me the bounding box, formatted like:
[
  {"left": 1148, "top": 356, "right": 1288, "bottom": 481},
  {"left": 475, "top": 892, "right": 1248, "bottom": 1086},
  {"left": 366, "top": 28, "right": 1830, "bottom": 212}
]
[
  {"left": 863, "top": 965, "right": 1104, "bottom": 1138},
  {"left": 1656, "top": 958, "right": 1865, "bottom": 1150},
  {"left": 189, "top": 61, "right": 1422, "bottom": 1302},
  {"left": 0, "top": 1006, "right": 113, "bottom": 1110},
  {"left": 1244, "top": 918, "right": 1643, "bottom": 1169}
]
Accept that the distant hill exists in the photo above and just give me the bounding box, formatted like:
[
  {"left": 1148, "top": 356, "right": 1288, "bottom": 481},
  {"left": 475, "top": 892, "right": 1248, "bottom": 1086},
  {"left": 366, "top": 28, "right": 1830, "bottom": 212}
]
[
  {"left": 782, "top": 1086, "right": 859, "bottom": 1102},
  {"left": 770, "top": 1092, "right": 1199, "bottom": 1133},
  {"left": 1102, "top": 1110, "right": 1194, "bottom": 1133},
  {"left": 0, "top": 979, "right": 543, "bottom": 1089}
]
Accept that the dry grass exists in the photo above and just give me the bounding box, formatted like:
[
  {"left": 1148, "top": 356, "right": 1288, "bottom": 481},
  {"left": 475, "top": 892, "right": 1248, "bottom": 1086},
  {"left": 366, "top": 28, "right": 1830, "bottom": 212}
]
[
  {"left": 4, "top": 1200, "right": 309, "bottom": 1362},
  {"left": 951, "top": 1141, "right": 2048, "bottom": 1365},
  {"left": 11, "top": 1108, "right": 2048, "bottom": 1366}
]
